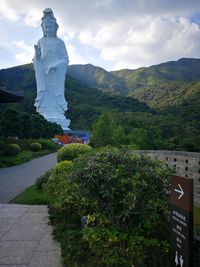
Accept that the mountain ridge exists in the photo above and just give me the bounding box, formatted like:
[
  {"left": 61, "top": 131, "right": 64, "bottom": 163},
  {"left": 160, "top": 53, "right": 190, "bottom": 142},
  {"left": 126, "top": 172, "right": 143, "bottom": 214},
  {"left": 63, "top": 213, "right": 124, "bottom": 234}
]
[
  {"left": 0, "top": 58, "right": 200, "bottom": 151},
  {"left": 1, "top": 57, "right": 200, "bottom": 113}
]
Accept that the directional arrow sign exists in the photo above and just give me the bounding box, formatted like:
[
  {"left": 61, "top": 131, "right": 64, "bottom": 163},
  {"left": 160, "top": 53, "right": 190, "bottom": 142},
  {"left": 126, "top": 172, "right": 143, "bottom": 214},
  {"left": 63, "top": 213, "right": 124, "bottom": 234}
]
[
  {"left": 170, "top": 174, "right": 193, "bottom": 267},
  {"left": 174, "top": 183, "right": 184, "bottom": 200},
  {"left": 171, "top": 174, "right": 193, "bottom": 212}
]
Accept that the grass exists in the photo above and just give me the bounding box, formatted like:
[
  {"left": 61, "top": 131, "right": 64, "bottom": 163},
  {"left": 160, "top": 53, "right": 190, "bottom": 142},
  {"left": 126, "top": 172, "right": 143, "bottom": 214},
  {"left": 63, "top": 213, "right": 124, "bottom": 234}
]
[
  {"left": 10, "top": 184, "right": 50, "bottom": 205},
  {"left": 0, "top": 149, "right": 54, "bottom": 168}
]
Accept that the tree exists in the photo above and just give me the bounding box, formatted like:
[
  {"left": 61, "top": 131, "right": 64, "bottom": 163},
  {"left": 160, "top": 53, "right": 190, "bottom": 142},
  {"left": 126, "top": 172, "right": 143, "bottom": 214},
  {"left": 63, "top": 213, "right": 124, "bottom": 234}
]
[
  {"left": 31, "top": 114, "right": 45, "bottom": 138},
  {"left": 128, "top": 128, "right": 150, "bottom": 149},
  {"left": 91, "top": 112, "right": 115, "bottom": 146},
  {"left": 20, "top": 112, "right": 32, "bottom": 138},
  {"left": 112, "top": 124, "right": 127, "bottom": 146},
  {"left": 0, "top": 108, "right": 22, "bottom": 137}
]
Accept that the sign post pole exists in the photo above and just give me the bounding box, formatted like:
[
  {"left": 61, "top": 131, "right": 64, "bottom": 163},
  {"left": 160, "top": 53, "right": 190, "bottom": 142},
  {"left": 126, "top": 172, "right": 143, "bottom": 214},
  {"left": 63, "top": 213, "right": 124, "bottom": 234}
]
[{"left": 170, "top": 174, "right": 193, "bottom": 267}]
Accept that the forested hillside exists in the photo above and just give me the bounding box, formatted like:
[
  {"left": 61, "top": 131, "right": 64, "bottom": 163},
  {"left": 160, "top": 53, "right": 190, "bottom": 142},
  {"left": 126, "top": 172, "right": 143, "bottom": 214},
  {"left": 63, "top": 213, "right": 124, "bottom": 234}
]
[
  {"left": 68, "top": 58, "right": 200, "bottom": 115},
  {"left": 0, "top": 59, "right": 200, "bottom": 152},
  {"left": 0, "top": 64, "right": 150, "bottom": 130}
]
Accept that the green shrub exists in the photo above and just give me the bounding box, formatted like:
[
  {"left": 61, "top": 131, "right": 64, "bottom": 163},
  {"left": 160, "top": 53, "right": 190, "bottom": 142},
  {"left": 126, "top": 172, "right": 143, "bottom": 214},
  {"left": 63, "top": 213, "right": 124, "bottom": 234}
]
[
  {"left": 57, "top": 143, "right": 92, "bottom": 162},
  {"left": 45, "top": 160, "right": 73, "bottom": 208},
  {"left": 38, "top": 139, "right": 57, "bottom": 151},
  {"left": 4, "top": 144, "right": 21, "bottom": 156},
  {"left": 15, "top": 139, "right": 35, "bottom": 150},
  {"left": 30, "top": 142, "right": 42, "bottom": 152},
  {"left": 35, "top": 171, "right": 51, "bottom": 190},
  {"left": 49, "top": 148, "right": 171, "bottom": 267}
]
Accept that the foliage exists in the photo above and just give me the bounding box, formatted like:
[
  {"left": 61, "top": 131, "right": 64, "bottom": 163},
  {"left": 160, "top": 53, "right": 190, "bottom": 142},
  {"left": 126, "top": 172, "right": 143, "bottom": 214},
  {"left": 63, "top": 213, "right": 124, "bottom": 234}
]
[
  {"left": 91, "top": 112, "right": 115, "bottom": 147},
  {"left": 30, "top": 142, "right": 42, "bottom": 152},
  {"left": 1, "top": 61, "right": 200, "bottom": 152},
  {"left": 57, "top": 143, "right": 92, "bottom": 162},
  {"left": 20, "top": 112, "right": 32, "bottom": 139},
  {"left": 0, "top": 108, "right": 63, "bottom": 139},
  {"left": 10, "top": 184, "right": 49, "bottom": 205},
  {"left": 45, "top": 160, "right": 73, "bottom": 207},
  {"left": 128, "top": 128, "right": 150, "bottom": 149},
  {"left": 0, "top": 138, "right": 57, "bottom": 168},
  {"left": 0, "top": 108, "right": 22, "bottom": 137},
  {"left": 35, "top": 171, "right": 51, "bottom": 190},
  {"left": 4, "top": 144, "right": 21, "bottom": 156},
  {"left": 38, "top": 139, "right": 58, "bottom": 151},
  {"left": 112, "top": 124, "right": 127, "bottom": 146},
  {"left": 48, "top": 148, "right": 171, "bottom": 267}
]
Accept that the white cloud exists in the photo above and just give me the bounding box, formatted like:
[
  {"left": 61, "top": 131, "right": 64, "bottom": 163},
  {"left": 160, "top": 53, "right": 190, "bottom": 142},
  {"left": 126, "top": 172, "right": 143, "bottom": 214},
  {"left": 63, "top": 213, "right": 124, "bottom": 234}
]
[
  {"left": 0, "top": 1, "right": 20, "bottom": 22},
  {"left": 1, "top": 1, "right": 200, "bottom": 70},
  {"left": 67, "top": 45, "right": 88, "bottom": 65},
  {"left": 79, "top": 16, "right": 200, "bottom": 70},
  {"left": 13, "top": 41, "right": 34, "bottom": 64}
]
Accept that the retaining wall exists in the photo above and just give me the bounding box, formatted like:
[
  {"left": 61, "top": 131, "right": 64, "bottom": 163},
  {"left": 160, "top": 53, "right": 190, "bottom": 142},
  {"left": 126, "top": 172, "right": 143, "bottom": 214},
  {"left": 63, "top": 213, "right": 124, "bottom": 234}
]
[{"left": 135, "top": 150, "right": 200, "bottom": 205}]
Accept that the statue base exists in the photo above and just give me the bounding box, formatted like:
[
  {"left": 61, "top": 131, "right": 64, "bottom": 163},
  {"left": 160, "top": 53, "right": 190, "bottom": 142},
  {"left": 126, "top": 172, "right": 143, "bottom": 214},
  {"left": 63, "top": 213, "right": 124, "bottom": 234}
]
[
  {"left": 47, "top": 117, "right": 70, "bottom": 130},
  {"left": 40, "top": 112, "right": 70, "bottom": 130}
]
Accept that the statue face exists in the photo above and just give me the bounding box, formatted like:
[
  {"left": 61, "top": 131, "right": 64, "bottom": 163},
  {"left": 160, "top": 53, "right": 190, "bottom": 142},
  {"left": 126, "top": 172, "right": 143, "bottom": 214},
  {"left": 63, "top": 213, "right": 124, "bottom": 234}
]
[{"left": 43, "top": 21, "right": 57, "bottom": 37}]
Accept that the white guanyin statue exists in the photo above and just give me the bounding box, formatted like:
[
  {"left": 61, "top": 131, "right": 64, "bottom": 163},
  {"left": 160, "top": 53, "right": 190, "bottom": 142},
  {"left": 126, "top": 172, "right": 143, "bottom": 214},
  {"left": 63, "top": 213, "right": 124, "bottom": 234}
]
[{"left": 33, "top": 8, "right": 70, "bottom": 130}]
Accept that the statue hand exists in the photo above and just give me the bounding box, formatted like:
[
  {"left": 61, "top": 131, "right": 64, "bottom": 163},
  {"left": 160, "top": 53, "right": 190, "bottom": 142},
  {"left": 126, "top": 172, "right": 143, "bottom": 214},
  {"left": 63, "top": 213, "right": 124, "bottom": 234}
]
[
  {"left": 34, "top": 45, "right": 41, "bottom": 58},
  {"left": 45, "top": 64, "right": 57, "bottom": 75}
]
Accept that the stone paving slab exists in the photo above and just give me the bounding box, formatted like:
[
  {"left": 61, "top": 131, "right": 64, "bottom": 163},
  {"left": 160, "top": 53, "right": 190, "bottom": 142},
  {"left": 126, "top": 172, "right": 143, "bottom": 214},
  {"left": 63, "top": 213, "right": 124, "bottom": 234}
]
[
  {"left": 16, "top": 213, "right": 49, "bottom": 225},
  {"left": 0, "top": 241, "right": 38, "bottom": 265},
  {"left": 2, "top": 223, "right": 48, "bottom": 241},
  {"left": 0, "top": 207, "right": 28, "bottom": 218},
  {"left": 28, "top": 250, "right": 63, "bottom": 267},
  {"left": 26, "top": 205, "right": 48, "bottom": 214},
  {"left": 0, "top": 218, "right": 19, "bottom": 239},
  {"left": 0, "top": 204, "right": 63, "bottom": 267},
  {"left": 36, "top": 232, "right": 60, "bottom": 251}
]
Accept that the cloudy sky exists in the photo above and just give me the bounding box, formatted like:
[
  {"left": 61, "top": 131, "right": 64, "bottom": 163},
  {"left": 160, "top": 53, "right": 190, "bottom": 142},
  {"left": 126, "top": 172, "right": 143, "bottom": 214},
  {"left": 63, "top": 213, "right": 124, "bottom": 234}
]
[{"left": 1, "top": 0, "right": 200, "bottom": 70}]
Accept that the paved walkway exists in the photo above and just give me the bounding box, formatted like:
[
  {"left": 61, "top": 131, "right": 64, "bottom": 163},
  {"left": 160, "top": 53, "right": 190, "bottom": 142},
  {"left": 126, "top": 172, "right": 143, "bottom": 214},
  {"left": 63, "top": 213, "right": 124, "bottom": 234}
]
[
  {"left": 0, "top": 153, "right": 57, "bottom": 203},
  {"left": 0, "top": 204, "right": 63, "bottom": 266}
]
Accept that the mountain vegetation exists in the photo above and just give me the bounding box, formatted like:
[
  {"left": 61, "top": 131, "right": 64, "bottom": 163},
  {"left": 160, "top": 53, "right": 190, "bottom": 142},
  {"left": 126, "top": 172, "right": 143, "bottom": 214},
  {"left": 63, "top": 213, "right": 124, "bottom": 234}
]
[
  {"left": 69, "top": 58, "right": 200, "bottom": 112},
  {"left": 0, "top": 58, "right": 200, "bottom": 152}
]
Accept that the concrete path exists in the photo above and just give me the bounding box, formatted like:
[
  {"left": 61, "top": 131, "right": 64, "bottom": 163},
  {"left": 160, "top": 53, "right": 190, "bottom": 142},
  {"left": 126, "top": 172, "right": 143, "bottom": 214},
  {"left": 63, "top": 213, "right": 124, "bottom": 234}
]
[
  {"left": 0, "top": 153, "right": 57, "bottom": 203},
  {"left": 0, "top": 204, "right": 63, "bottom": 266}
]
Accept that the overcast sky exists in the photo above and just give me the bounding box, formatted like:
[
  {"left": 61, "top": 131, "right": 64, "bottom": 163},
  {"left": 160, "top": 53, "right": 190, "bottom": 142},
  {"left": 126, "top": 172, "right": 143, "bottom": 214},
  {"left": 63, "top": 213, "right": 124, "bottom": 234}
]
[{"left": 1, "top": 0, "right": 200, "bottom": 70}]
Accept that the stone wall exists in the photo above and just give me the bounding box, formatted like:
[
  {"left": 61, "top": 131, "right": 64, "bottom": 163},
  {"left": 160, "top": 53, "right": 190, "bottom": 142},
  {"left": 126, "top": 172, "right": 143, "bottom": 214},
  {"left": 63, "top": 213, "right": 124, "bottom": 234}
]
[{"left": 135, "top": 150, "right": 200, "bottom": 205}]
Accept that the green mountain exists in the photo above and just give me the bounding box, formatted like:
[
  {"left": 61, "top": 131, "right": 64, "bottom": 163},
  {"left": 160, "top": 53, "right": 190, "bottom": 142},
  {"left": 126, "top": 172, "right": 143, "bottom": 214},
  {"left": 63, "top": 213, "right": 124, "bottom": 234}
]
[
  {"left": 0, "top": 64, "right": 149, "bottom": 130},
  {"left": 68, "top": 58, "right": 200, "bottom": 112},
  {"left": 68, "top": 64, "right": 127, "bottom": 95},
  {"left": 111, "top": 58, "right": 200, "bottom": 109},
  {"left": 0, "top": 59, "right": 200, "bottom": 151}
]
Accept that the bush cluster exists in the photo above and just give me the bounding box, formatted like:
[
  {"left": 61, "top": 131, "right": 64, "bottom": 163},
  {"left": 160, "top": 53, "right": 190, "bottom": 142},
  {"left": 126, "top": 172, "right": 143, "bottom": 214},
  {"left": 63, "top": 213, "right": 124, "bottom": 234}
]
[
  {"left": 57, "top": 143, "right": 92, "bottom": 162},
  {"left": 45, "top": 160, "right": 73, "bottom": 210},
  {"left": 4, "top": 144, "right": 21, "bottom": 156},
  {"left": 30, "top": 142, "right": 42, "bottom": 152},
  {"left": 38, "top": 139, "right": 57, "bottom": 151},
  {"left": 0, "top": 108, "right": 63, "bottom": 139},
  {"left": 48, "top": 148, "right": 171, "bottom": 267}
]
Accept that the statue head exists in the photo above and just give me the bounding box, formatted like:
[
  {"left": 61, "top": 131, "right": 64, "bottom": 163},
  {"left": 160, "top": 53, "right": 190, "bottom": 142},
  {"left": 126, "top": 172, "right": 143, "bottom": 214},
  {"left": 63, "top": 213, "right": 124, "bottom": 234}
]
[{"left": 41, "top": 8, "right": 59, "bottom": 37}]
